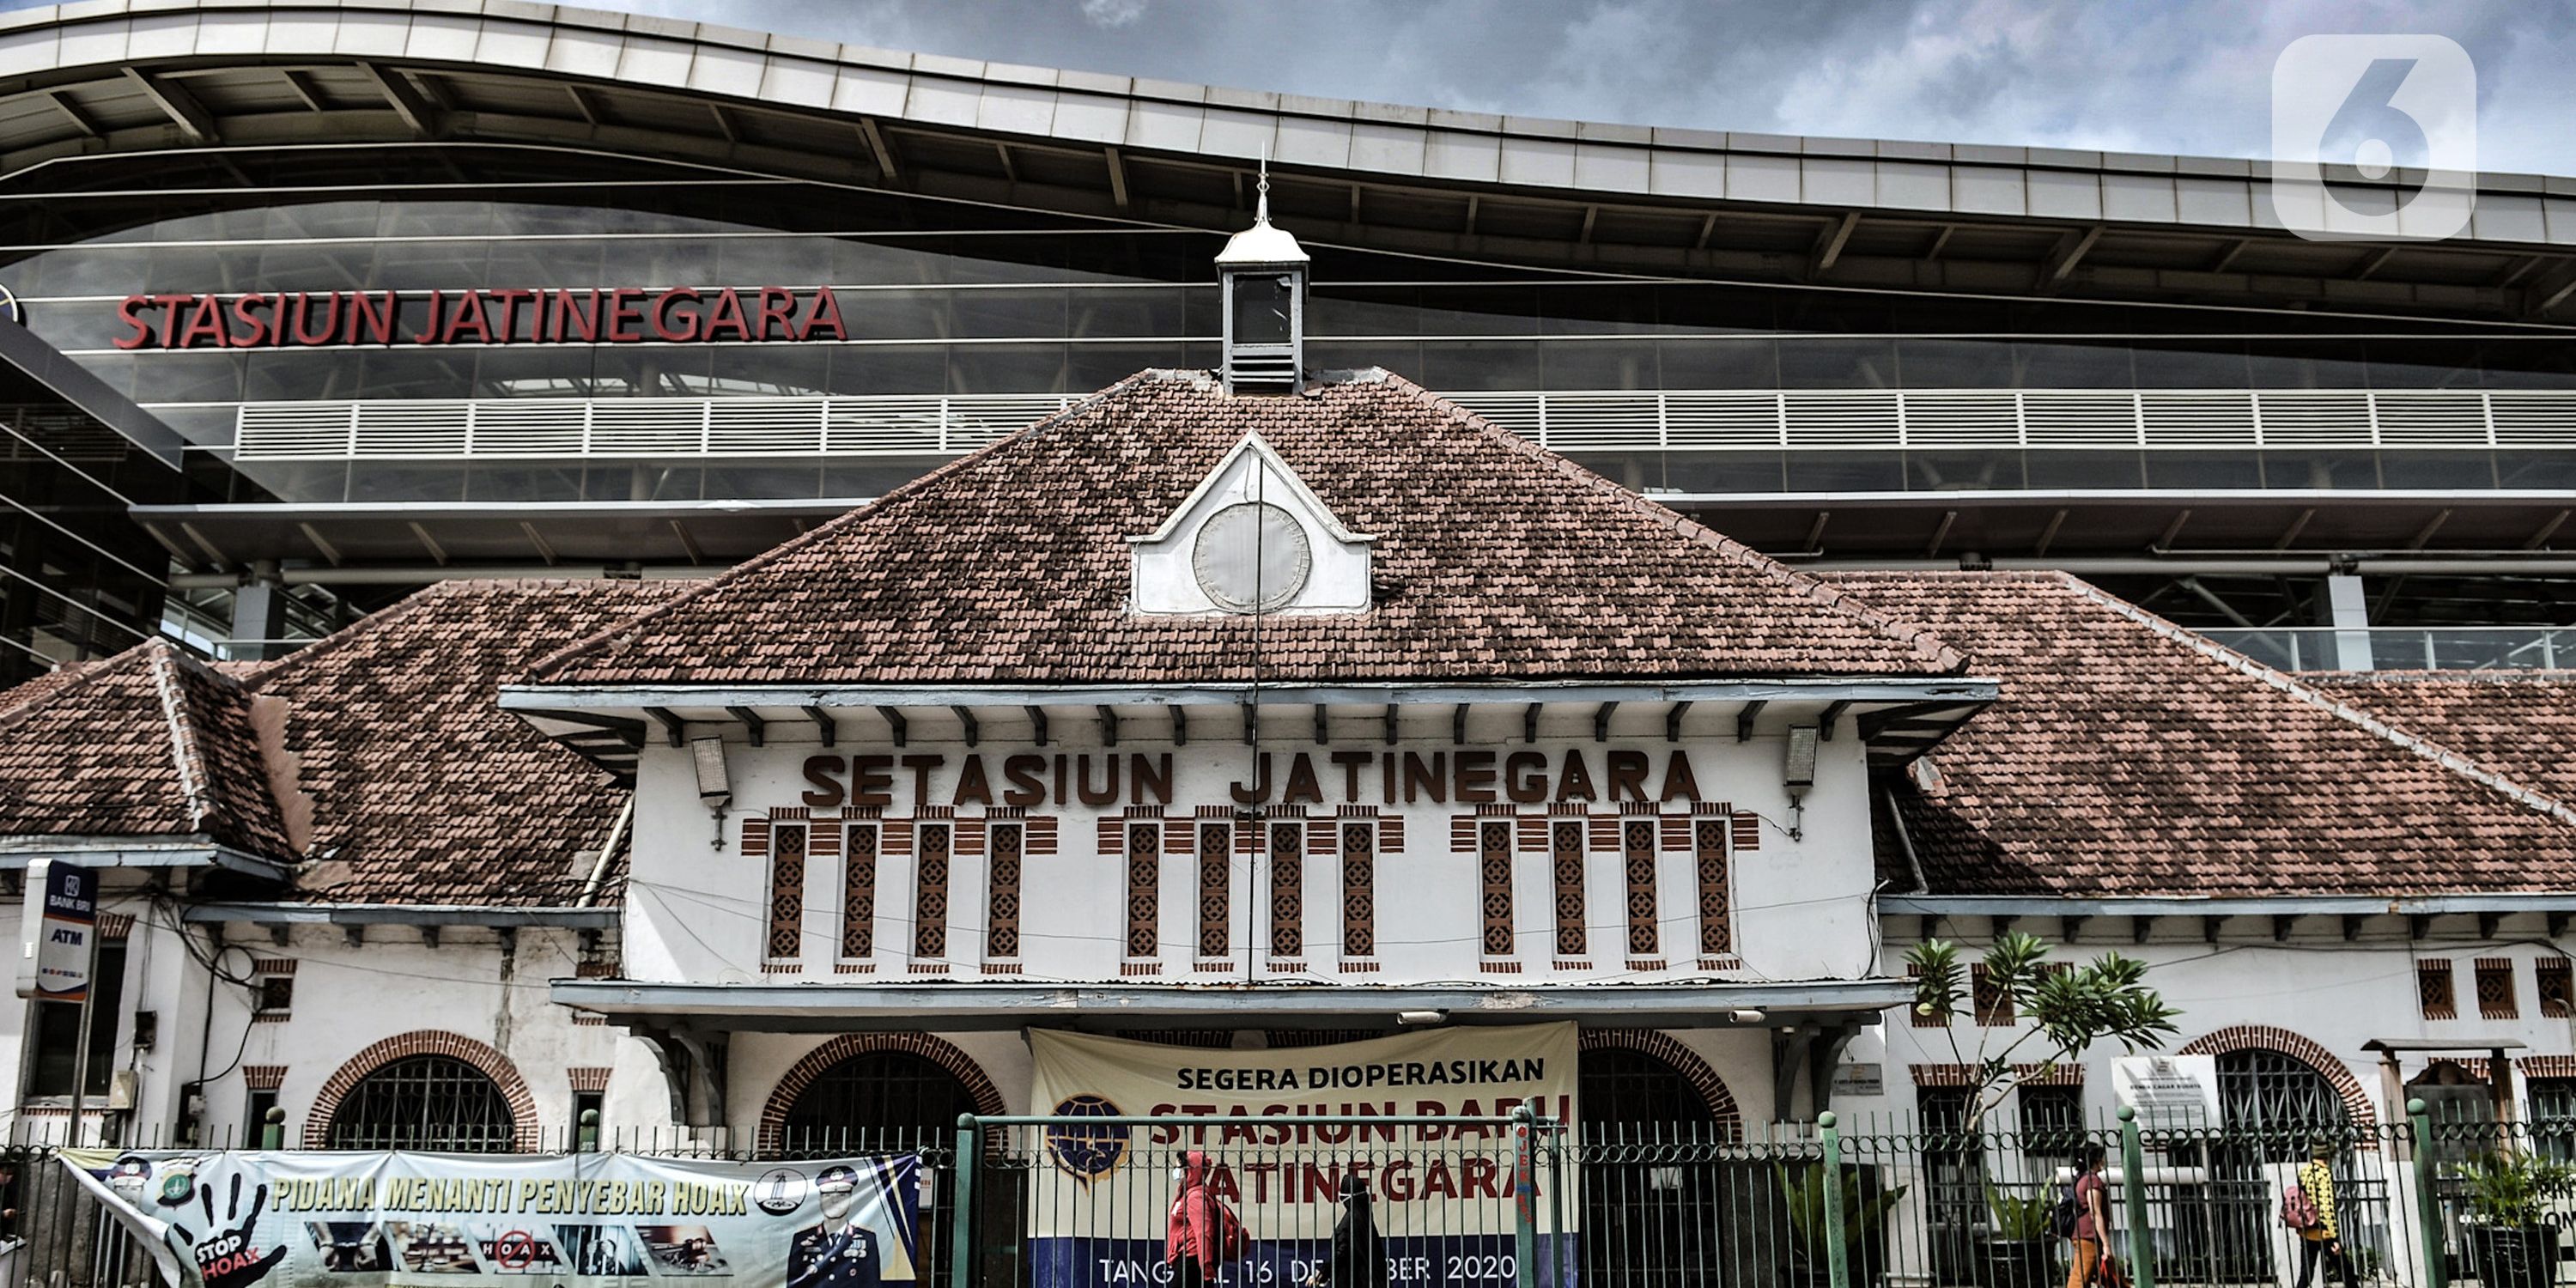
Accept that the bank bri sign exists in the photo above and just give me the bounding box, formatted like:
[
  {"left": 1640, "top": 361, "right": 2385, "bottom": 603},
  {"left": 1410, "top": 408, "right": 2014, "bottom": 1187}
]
[{"left": 113, "top": 286, "right": 849, "bottom": 349}]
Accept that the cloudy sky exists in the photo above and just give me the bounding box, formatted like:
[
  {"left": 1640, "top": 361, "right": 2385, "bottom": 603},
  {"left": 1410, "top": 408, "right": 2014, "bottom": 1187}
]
[{"left": 544, "top": 0, "right": 2576, "bottom": 175}]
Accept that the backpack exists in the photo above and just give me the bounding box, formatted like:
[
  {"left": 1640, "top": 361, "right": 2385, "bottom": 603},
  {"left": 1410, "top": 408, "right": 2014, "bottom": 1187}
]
[
  {"left": 2049, "top": 1178, "right": 2082, "bottom": 1238},
  {"left": 2281, "top": 1182, "right": 2322, "bottom": 1231}
]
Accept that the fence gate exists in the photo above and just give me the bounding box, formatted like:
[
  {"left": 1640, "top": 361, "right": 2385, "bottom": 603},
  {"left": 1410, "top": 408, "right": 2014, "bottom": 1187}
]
[{"left": 955, "top": 1112, "right": 1564, "bottom": 1288}]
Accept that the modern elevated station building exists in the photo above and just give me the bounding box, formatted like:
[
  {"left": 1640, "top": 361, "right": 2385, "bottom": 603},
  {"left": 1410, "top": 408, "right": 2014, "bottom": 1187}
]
[{"left": 1, "top": 0, "right": 2575, "bottom": 685}]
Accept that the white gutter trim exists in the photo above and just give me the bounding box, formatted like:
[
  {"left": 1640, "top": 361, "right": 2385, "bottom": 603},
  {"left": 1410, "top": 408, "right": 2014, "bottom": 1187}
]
[{"left": 501, "top": 677, "right": 2000, "bottom": 713}]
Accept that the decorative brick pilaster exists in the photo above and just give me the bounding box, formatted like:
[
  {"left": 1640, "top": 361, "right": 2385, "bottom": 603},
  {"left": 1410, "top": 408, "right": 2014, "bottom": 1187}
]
[
  {"left": 567, "top": 1067, "right": 612, "bottom": 1094},
  {"left": 243, "top": 1066, "right": 288, "bottom": 1091}
]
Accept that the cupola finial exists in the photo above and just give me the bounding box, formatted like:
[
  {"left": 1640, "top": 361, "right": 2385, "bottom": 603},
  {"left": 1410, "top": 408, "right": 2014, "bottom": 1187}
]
[{"left": 1218, "top": 149, "right": 1308, "bottom": 394}]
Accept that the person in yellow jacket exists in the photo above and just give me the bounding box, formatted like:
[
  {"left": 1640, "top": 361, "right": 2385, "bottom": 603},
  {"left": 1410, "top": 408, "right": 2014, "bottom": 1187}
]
[{"left": 2296, "top": 1139, "right": 2360, "bottom": 1288}]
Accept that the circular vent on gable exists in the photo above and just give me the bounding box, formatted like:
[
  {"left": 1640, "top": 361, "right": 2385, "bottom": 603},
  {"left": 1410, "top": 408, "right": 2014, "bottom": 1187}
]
[{"left": 1191, "top": 502, "right": 1311, "bottom": 612}]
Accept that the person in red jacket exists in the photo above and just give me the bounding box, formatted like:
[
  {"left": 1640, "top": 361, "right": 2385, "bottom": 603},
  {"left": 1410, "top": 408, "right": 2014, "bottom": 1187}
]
[{"left": 1166, "top": 1151, "right": 1247, "bottom": 1288}]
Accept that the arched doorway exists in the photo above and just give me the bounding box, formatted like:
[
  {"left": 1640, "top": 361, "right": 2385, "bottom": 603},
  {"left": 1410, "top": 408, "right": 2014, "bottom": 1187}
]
[
  {"left": 1577, "top": 1033, "right": 1741, "bottom": 1288},
  {"left": 760, "top": 1034, "right": 1005, "bottom": 1154},
  {"left": 776, "top": 1049, "right": 985, "bottom": 1153},
  {"left": 324, "top": 1054, "right": 517, "bottom": 1151},
  {"left": 1583, "top": 1046, "right": 1716, "bottom": 1128},
  {"left": 2200, "top": 1048, "right": 2366, "bottom": 1283}
]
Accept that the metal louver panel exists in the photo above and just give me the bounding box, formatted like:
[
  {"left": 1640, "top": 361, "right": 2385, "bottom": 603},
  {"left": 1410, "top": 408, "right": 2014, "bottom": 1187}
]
[
  {"left": 1900, "top": 392, "right": 2021, "bottom": 447},
  {"left": 225, "top": 388, "right": 2576, "bottom": 461},
  {"left": 1783, "top": 391, "right": 1903, "bottom": 447},
  {"left": 2020, "top": 392, "right": 2143, "bottom": 447},
  {"left": 1540, "top": 392, "right": 1664, "bottom": 450},
  {"left": 1662, "top": 391, "right": 1784, "bottom": 448},
  {"left": 2372, "top": 392, "right": 2494, "bottom": 447},
  {"left": 2490, "top": 392, "right": 2576, "bottom": 447},
  {"left": 2254, "top": 392, "right": 2376, "bottom": 446},
  {"left": 2140, "top": 392, "right": 2257, "bottom": 448},
  {"left": 464, "top": 400, "right": 587, "bottom": 457}
]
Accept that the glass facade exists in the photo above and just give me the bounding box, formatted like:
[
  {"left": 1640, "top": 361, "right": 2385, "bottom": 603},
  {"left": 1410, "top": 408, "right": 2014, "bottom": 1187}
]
[{"left": 7, "top": 163, "right": 2575, "bottom": 510}]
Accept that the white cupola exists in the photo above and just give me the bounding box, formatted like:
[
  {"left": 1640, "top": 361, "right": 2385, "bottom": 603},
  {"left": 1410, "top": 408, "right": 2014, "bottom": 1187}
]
[
  {"left": 1216, "top": 171, "right": 1308, "bottom": 394},
  {"left": 1128, "top": 434, "right": 1372, "bottom": 616}
]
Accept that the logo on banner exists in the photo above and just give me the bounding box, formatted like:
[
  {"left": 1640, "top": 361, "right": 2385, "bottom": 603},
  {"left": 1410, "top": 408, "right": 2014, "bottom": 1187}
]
[
  {"left": 754, "top": 1166, "right": 811, "bottom": 1216},
  {"left": 17, "top": 860, "right": 98, "bottom": 1002},
  {"left": 1044, "top": 1095, "right": 1127, "bottom": 1184},
  {"left": 169, "top": 1176, "right": 289, "bottom": 1288}
]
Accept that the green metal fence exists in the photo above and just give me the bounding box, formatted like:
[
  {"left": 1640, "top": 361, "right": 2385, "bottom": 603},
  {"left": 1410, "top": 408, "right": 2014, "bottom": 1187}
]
[
  {"left": 937, "top": 1102, "right": 2576, "bottom": 1288},
  {"left": 15, "top": 1100, "right": 2576, "bottom": 1288},
  {"left": 951, "top": 1111, "right": 1560, "bottom": 1288}
]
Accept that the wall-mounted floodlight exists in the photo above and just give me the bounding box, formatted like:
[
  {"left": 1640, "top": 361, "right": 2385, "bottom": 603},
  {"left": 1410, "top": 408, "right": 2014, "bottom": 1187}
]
[
  {"left": 1783, "top": 725, "right": 1820, "bottom": 841},
  {"left": 1396, "top": 1010, "right": 1448, "bottom": 1027},
  {"left": 690, "top": 736, "right": 732, "bottom": 850},
  {"left": 1783, "top": 725, "right": 1820, "bottom": 797}
]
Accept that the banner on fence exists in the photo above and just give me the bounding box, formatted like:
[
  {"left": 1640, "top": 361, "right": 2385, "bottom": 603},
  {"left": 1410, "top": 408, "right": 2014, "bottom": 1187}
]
[
  {"left": 62, "top": 1148, "right": 920, "bottom": 1288},
  {"left": 1026, "top": 1024, "right": 1578, "bottom": 1288}
]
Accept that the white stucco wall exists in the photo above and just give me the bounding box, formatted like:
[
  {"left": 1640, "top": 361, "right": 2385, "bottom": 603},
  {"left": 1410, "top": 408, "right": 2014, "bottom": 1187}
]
[
  {"left": 1854, "top": 915, "right": 2576, "bottom": 1132},
  {"left": 621, "top": 707, "right": 1880, "bottom": 989}
]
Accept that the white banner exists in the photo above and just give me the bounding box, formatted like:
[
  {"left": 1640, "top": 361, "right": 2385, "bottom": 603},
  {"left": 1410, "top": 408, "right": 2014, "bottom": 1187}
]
[
  {"left": 1027, "top": 1025, "right": 1579, "bottom": 1288},
  {"left": 64, "top": 1149, "right": 920, "bottom": 1288}
]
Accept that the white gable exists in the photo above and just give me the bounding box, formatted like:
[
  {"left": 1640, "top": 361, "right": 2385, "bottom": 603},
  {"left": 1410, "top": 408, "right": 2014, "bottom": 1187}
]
[{"left": 1127, "top": 434, "right": 1373, "bottom": 616}]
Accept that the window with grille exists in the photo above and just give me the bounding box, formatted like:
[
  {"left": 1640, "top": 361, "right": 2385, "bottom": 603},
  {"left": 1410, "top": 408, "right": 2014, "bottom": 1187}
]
[
  {"left": 1577, "top": 1047, "right": 1712, "bottom": 1134},
  {"left": 2420, "top": 959, "right": 2458, "bottom": 1019},
  {"left": 2542, "top": 959, "right": 2573, "bottom": 1018},
  {"left": 243, "top": 1088, "right": 279, "bottom": 1146},
  {"left": 1552, "top": 820, "right": 1586, "bottom": 957},
  {"left": 1340, "top": 822, "right": 1375, "bottom": 958},
  {"left": 777, "top": 1051, "right": 980, "bottom": 1155},
  {"left": 2477, "top": 957, "right": 2518, "bottom": 1019},
  {"left": 765, "top": 823, "right": 807, "bottom": 961},
  {"left": 1971, "top": 964, "right": 2015, "bottom": 1026},
  {"left": 571, "top": 1091, "right": 605, "bottom": 1140},
  {"left": 2019, "top": 1085, "right": 2087, "bottom": 1161},
  {"left": 841, "top": 824, "right": 877, "bottom": 960},
  {"left": 2216, "top": 1049, "right": 2348, "bottom": 1163},
  {"left": 1694, "top": 817, "right": 1732, "bottom": 958},
  {"left": 1479, "top": 821, "right": 1514, "bottom": 957},
  {"left": 911, "top": 823, "right": 951, "bottom": 961},
  {"left": 1622, "top": 818, "right": 1657, "bottom": 956},
  {"left": 25, "top": 941, "right": 125, "bottom": 1097},
  {"left": 1268, "top": 822, "right": 1302, "bottom": 959},
  {"left": 257, "top": 975, "right": 295, "bottom": 1015},
  {"left": 2531, "top": 1077, "right": 2576, "bottom": 1161},
  {"left": 1199, "top": 823, "right": 1231, "bottom": 958},
  {"left": 986, "top": 823, "right": 1022, "bottom": 962},
  {"left": 1917, "top": 1086, "right": 1987, "bottom": 1241},
  {"left": 1127, "top": 823, "right": 1161, "bottom": 958},
  {"left": 324, "top": 1055, "right": 514, "bottom": 1151}
]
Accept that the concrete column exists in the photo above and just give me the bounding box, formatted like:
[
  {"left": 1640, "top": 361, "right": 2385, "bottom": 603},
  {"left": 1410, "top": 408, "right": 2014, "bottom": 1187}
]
[
  {"left": 228, "top": 560, "right": 286, "bottom": 661},
  {"left": 2326, "top": 573, "right": 2374, "bottom": 671}
]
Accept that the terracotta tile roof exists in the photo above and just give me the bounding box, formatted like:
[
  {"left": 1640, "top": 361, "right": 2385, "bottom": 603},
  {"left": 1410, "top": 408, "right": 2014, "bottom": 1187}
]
[
  {"left": 2312, "top": 671, "right": 2576, "bottom": 800},
  {"left": 0, "top": 659, "right": 100, "bottom": 714},
  {"left": 1832, "top": 572, "right": 2576, "bottom": 898},
  {"left": 0, "top": 641, "right": 295, "bottom": 858},
  {"left": 532, "top": 369, "right": 1960, "bottom": 686},
  {"left": 242, "top": 580, "right": 686, "bottom": 905}
]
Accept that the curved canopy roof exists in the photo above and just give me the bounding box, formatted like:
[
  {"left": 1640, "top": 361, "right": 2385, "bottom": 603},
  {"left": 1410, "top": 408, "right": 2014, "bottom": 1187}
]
[{"left": 0, "top": 0, "right": 2571, "bottom": 321}]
